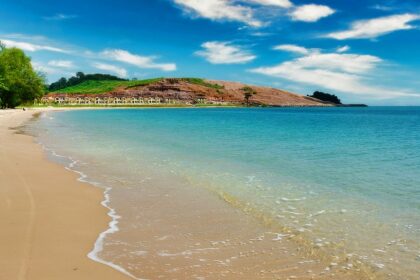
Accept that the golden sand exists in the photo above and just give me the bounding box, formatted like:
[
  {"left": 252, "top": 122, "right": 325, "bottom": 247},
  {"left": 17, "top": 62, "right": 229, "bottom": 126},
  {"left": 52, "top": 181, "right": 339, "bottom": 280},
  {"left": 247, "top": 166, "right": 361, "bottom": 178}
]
[{"left": 0, "top": 109, "right": 130, "bottom": 280}]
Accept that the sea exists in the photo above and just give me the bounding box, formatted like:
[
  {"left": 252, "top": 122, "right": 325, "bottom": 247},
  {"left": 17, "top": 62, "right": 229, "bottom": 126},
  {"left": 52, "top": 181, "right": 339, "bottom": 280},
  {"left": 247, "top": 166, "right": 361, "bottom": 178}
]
[{"left": 27, "top": 107, "right": 420, "bottom": 279}]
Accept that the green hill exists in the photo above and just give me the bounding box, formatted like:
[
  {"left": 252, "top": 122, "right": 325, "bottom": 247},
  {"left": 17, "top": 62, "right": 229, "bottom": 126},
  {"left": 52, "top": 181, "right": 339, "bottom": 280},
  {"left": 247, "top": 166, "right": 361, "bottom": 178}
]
[
  {"left": 43, "top": 77, "right": 335, "bottom": 107},
  {"left": 50, "top": 78, "right": 224, "bottom": 94},
  {"left": 53, "top": 78, "right": 163, "bottom": 94}
]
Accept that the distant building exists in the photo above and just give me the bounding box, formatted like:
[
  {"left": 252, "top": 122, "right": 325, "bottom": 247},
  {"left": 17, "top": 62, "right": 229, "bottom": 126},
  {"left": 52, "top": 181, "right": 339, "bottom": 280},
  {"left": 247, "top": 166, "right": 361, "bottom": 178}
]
[{"left": 39, "top": 92, "right": 219, "bottom": 106}]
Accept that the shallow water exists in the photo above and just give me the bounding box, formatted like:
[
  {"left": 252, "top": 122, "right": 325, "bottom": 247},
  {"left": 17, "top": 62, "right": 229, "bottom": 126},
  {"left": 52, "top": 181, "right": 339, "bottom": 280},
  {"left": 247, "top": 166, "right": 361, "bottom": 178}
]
[{"left": 29, "top": 107, "right": 420, "bottom": 279}]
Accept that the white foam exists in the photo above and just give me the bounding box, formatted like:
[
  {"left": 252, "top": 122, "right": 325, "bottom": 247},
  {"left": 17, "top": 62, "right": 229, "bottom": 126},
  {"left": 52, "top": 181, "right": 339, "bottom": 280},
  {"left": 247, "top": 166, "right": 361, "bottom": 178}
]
[
  {"left": 280, "top": 197, "right": 307, "bottom": 202},
  {"left": 308, "top": 210, "right": 326, "bottom": 218},
  {"left": 158, "top": 248, "right": 219, "bottom": 257},
  {"left": 37, "top": 141, "right": 146, "bottom": 280},
  {"left": 272, "top": 233, "right": 288, "bottom": 241}
]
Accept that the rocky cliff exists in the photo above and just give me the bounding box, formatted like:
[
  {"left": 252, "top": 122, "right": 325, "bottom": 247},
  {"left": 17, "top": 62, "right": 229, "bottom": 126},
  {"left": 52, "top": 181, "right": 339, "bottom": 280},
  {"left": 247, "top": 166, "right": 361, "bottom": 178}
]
[{"left": 115, "top": 78, "right": 332, "bottom": 106}]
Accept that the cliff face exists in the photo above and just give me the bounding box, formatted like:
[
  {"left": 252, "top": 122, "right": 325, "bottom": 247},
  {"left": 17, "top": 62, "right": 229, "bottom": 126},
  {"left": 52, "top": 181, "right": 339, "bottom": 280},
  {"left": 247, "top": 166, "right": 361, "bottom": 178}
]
[
  {"left": 45, "top": 78, "right": 333, "bottom": 107},
  {"left": 117, "top": 78, "right": 332, "bottom": 106},
  {"left": 203, "top": 80, "right": 332, "bottom": 106}
]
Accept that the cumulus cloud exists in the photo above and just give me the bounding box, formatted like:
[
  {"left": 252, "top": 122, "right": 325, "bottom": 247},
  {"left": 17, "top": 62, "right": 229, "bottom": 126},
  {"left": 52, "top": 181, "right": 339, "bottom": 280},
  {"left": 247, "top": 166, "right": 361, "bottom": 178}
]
[
  {"left": 101, "top": 49, "right": 176, "bottom": 71},
  {"left": 173, "top": 1, "right": 336, "bottom": 26},
  {"left": 245, "top": 0, "right": 293, "bottom": 8},
  {"left": 289, "top": 4, "right": 335, "bottom": 22},
  {"left": 196, "top": 41, "right": 256, "bottom": 64},
  {"left": 93, "top": 62, "right": 128, "bottom": 77},
  {"left": 32, "top": 61, "right": 72, "bottom": 76},
  {"left": 326, "top": 13, "right": 420, "bottom": 40},
  {"left": 273, "top": 44, "right": 311, "bottom": 55},
  {"left": 48, "top": 60, "right": 75, "bottom": 68},
  {"left": 336, "top": 45, "right": 350, "bottom": 53},
  {"left": 173, "top": 0, "right": 262, "bottom": 27},
  {"left": 250, "top": 46, "right": 418, "bottom": 98},
  {"left": 0, "top": 39, "right": 68, "bottom": 53}
]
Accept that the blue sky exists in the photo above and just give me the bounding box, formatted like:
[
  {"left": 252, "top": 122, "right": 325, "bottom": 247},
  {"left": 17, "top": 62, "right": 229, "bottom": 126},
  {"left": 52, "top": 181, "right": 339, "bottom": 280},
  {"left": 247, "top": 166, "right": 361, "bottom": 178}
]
[{"left": 1, "top": 0, "right": 420, "bottom": 104}]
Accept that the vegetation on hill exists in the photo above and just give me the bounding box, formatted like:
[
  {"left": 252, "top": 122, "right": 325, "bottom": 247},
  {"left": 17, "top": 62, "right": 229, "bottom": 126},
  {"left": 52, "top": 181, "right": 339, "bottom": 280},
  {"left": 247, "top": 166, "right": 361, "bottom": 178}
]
[
  {"left": 308, "top": 91, "right": 342, "bottom": 104},
  {"left": 50, "top": 77, "right": 226, "bottom": 94},
  {"left": 53, "top": 78, "right": 164, "bottom": 94},
  {"left": 242, "top": 86, "right": 256, "bottom": 106},
  {"left": 0, "top": 41, "right": 45, "bottom": 108},
  {"left": 48, "top": 72, "right": 127, "bottom": 92},
  {"left": 182, "top": 78, "right": 224, "bottom": 90}
]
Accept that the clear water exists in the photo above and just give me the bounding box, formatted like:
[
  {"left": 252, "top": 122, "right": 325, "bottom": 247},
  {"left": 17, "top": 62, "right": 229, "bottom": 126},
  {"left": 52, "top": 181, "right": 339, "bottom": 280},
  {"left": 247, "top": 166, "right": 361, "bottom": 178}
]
[{"left": 31, "top": 107, "right": 420, "bottom": 279}]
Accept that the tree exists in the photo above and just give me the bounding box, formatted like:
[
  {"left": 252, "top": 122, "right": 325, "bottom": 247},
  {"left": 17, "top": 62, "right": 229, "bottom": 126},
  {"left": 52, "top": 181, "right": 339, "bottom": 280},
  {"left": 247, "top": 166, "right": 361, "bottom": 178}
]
[
  {"left": 76, "top": 72, "right": 85, "bottom": 80},
  {"left": 0, "top": 43, "right": 45, "bottom": 108},
  {"left": 242, "top": 86, "right": 256, "bottom": 106},
  {"left": 308, "top": 91, "right": 342, "bottom": 104},
  {"left": 48, "top": 72, "right": 127, "bottom": 91}
]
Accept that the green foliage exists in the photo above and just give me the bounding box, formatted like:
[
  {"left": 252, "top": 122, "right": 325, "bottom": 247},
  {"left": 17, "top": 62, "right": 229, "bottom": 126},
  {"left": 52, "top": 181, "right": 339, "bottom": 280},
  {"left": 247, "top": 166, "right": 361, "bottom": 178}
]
[
  {"left": 125, "top": 78, "right": 164, "bottom": 88},
  {"left": 48, "top": 72, "right": 127, "bottom": 91},
  {"left": 308, "top": 91, "right": 342, "bottom": 104},
  {"left": 52, "top": 78, "right": 164, "bottom": 94},
  {"left": 182, "top": 78, "right": 225, "bottom": 90},
  {"left": 0, "top": 44, "right": 45, "bottom": 108},
  {"left": 241, "top": 86, "right": 256, "bottom": 106},
  {"left": 50, "top": 77, "right": 228, "bottom": 95}
]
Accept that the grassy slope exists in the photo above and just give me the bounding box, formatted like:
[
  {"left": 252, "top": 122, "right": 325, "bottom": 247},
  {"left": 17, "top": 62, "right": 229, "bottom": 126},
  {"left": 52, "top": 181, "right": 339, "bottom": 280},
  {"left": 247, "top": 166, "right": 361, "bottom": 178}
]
[
  {"left": 53, "top": 78, "right": 163, "bottom": 94},
  {"left": 51, "top": 78, "right": 224, "bottom": 94},
  {"left": 182, "top": 78, "right": 224, "bottom": 90}
]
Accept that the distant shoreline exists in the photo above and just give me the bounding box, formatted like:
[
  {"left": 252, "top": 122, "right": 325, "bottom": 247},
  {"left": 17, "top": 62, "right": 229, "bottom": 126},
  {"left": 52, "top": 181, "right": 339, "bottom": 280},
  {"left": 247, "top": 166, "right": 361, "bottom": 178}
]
[{"left": 19, "top": 103, "right": 368, "bottom": 109}]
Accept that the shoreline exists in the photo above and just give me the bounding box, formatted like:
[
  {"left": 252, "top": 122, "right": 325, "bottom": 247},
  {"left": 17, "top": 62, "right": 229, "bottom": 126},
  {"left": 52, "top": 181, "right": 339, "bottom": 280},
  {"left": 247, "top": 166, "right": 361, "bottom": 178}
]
[
  {"left": 0, "top": 108, "right": 130, "bottom": 280},
  {"left": 31, "top": 109, "right": 376, "bottom": 279},
  {"left": 1, "top": 107, "right": 382, "bottom": 279}
]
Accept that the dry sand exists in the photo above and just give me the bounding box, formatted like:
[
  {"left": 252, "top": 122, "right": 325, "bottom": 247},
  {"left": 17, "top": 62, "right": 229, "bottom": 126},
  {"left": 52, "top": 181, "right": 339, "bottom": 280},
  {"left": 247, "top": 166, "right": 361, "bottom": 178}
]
[{"left": 0, "top": 108, "right": 130, "bottom": 280}]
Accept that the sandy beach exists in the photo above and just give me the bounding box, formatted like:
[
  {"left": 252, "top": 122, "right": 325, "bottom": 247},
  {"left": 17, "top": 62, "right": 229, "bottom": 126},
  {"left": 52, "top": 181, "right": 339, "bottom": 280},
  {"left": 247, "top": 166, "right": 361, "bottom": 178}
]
[
  {"left": 0, "top": 108, "right": 130, "bottom": 280},
  {"left": 0, "top": 108, "right": 383, "bottom": 280}
]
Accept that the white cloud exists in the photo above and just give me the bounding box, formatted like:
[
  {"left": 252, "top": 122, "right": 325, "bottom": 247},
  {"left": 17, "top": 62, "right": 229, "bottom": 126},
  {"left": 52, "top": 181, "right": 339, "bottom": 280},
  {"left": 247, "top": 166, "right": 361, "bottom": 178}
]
[
  {"left": 0, "top": 39, "right": 68, "bottom": 53},
  {"left": 371, "top": 5, "right": 394, "bottom": 11},
  {"left": 43, "top": 13, "right": 78, "bottom": 20},
  {"left": 173, "top": 1, "right": 337, "bottom": 26},
  {"left": 173, "top": 0, "right": 262, "bottom": 27},
  {"left": 32, "top": 61, "right": 72, "bottom": 76},
  {"left": 48, "top": 60, "right": 75, "bottom": 68},
  {"left": 326, "top": 13, "right": 420, "bottom": 40},
  {"left": 336, "top": 45, "right": 350, "bottom": 53},
  {"left": 101, "top": 49, "right": 176, "bottom": 71},
  {"left": 245, "top": 0, "right": 293, "bottom": 8},
  {"left": 289, "top": 4, "right": 335, "bottom": 22},
  {"left": 273, "top": 44, "right": 311, "bottom": 55},
  {"left": 93, "top": 62, "right": 128, "bottom": 78},
  {"left": 196, "top": 41, "right": 256, "bottom": 64},
  {"left": 250, "top": 47, "right": 419, "bottom": 99}
]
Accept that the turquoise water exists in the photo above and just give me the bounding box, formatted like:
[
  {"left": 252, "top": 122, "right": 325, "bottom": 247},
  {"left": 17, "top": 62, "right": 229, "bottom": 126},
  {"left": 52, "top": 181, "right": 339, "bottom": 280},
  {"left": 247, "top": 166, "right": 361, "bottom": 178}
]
[{"left": 33, "top": 107, "right": 420, "bottom": 279}]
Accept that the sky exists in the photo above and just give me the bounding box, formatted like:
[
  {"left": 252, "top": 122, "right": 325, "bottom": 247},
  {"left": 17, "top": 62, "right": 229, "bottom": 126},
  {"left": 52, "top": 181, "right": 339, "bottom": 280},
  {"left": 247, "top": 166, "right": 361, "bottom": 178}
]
[{"left": 1, "top": 0, "right": 420, "bottom": 105}]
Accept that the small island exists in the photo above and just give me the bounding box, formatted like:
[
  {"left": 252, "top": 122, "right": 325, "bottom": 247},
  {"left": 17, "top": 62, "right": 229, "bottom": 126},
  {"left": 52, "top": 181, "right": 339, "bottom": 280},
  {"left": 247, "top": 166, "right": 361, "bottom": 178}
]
[{"left": 308, "top": 91, "right": 367, "bottom": 107}]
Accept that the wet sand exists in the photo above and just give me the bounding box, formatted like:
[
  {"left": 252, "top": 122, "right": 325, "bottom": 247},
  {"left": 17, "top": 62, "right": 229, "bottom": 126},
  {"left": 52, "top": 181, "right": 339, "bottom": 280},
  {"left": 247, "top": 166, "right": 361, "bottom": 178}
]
[
  {"left": 0, "top": 108, "right": 130, "bottom": 280},
  {"left": 94, "top": 167, "right": 373, "bottom": 280}
]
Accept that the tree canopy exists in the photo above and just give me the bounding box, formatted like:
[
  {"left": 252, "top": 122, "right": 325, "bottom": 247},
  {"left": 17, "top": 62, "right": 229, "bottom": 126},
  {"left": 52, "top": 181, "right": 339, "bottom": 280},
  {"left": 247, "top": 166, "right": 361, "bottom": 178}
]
[
  {"left": 0, "top": 42, "right": 45, "bottom": 108},
  {"left": 48, "top": 72, "right": 127, "bottom": 91},
  {"left": 242, "top": 86, "right": 256, "bottom": 106},
  {"left": 308, "top": 91, "right": 342, "bottom": 104}
]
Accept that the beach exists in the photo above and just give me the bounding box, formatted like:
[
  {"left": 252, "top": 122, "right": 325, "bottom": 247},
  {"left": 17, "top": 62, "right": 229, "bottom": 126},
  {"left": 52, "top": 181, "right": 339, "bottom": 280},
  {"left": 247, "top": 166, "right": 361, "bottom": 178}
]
[
  {"left": 0, "top": 108, "right": 361, "bottom": 280},
  {"left": 0, "top": 108, "right": 130, "bottom": 280},
  {"left": 2, "top": 107, "right": 418, "bottom": 280}
]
